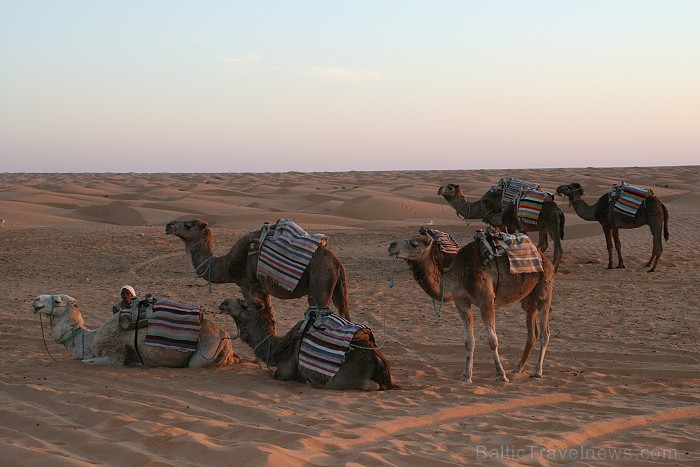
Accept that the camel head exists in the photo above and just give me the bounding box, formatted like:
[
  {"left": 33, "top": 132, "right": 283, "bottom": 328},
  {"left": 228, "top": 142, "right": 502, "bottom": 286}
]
[
  {"left": 218, "top": 297, "right": 272, "bottom": 340},
  {"left": 388, "top": 232, "right": 434, "bottom": 261},
  {"left": 165, "top": 219, "right": 209, "bottom": 241},
  {"left": 437, "top": 183, "right": 461, "bottom": 200},
  {"left": 555, "top": 183, "right": 584, "bottom": 201},
  {"left": 33, "top": 294, "right": 77, "bottom": 316},
  {"left": 32, "top": 294, "right": 84, "bottom": 330}
]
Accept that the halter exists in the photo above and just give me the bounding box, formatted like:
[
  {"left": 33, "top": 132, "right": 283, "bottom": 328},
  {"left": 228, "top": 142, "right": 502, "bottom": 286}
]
[
  {"left": 194, "top": 256, "right": 213, "bottom": 292},
  {"left": 37, "top": 295, "right": 85, "bottom": 361}
]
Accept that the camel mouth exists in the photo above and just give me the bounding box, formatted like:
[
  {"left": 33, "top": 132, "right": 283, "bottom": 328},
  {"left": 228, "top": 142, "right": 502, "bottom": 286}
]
[{"left": 165, "top": 223, "right": 174, "bottom": 235}]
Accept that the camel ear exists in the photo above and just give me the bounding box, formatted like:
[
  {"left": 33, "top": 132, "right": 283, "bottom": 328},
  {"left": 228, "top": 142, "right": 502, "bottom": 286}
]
[
  {"left": 450, "top": 183, "right": 459, "bottom": 189},
  {"left": 199, "top": 220, "right": 208, "bottom": 229}
]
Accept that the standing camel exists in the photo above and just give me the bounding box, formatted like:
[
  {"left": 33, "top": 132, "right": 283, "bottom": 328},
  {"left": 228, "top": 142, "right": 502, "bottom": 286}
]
[
  {"left": 437, "top": 184, "right": 489, "bottom": 221},
  {"left": 438, "top": 184, "right": 564, "bottom": 271},
  {"left": 166, "top": 219, "right": 350, "bottom": 320},
  {"left": 388, "top": 229, "right": 554, "bottom": 383},
  {"left": 556, "top": 183, "right": 669, "bottom": 272}
]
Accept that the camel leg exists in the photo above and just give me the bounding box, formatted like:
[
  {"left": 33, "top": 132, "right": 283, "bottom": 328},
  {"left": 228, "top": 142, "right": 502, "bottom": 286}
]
[
  {"left": 531, "top": 283, "right": 552, "bottom": 378},
  {"left": 613, "top": 228, "right": 625, "bottom": 268},
  {"left": 646, "top": 224, "right": 663, "bottom": 272},
  {"left": 515, "top": 298, "right": 538, "bottom": 374},
  {"left": 454, "top": 300, "right": 475, "bottom": 383},
  {"left": 536, "top": 227, "right": 549, "bottom": 253},
  {"left": 603, "top": 228, "right": 615, "bottom": 269},
  {"left": 552, "top": 236, "right": 563, "bottom": 273},
  {"left": 479, "top": 300, "right": 509, "bottom": 383}
]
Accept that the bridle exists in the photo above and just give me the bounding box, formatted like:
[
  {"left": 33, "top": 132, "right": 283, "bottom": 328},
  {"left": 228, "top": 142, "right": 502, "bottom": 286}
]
[{"left": 37, "top": 295, "right": 84, "bottom": 361}]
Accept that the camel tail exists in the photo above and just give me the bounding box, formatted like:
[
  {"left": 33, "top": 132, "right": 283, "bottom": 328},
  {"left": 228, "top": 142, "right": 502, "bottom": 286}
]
[
  {"left": 662, "top": 202, "right": 669, "bottom": 242},
  {"left": 333, "top": 261, "right": 351, "bottom": 320}
]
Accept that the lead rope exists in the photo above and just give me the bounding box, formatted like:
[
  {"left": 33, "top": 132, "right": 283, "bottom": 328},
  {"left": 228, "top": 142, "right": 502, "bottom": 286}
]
[
  {"left": 39, "top": 315, "right": 60, "bottom": 362},
  {"left": 194, "top": 256, "right": 213, "bottom": 292}
]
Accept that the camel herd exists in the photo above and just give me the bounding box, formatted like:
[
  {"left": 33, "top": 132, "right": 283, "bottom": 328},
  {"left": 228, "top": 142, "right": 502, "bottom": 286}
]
[{"left": 34, "top": 180, "right": 669, "bottom": 391}]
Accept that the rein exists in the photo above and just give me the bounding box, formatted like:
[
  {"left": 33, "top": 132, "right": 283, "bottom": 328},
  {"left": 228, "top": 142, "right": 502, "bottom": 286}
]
[
  {"left": 39, "top": 314, "right": 60, "bottom": 362},
  {"left": 39, "top": 311, "right": 85, "bottom": 361}
]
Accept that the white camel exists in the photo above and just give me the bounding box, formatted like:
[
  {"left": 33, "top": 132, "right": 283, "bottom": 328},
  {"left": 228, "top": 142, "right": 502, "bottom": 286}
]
[{"left": 33, "top": 294, "right": 238, "bottom": 367}]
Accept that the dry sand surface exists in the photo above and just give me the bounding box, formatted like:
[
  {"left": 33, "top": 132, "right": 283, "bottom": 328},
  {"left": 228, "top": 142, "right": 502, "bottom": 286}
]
[{"left": 1, "top": 167, "right": 698, "bottom": 466}]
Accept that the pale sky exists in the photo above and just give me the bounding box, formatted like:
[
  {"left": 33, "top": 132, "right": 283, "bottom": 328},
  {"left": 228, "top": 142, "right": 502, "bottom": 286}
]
[{"left": 2, "top": 1, "right": 699, "bottom": 172}]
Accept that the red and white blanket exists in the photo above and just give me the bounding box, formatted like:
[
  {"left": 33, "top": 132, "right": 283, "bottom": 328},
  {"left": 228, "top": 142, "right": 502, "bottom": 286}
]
[
  {"left": 255, "top": 220, "right": 328, "bottom": 292},
  {"left": 298, "top": 311, "right": 365, "bottom": 377}
]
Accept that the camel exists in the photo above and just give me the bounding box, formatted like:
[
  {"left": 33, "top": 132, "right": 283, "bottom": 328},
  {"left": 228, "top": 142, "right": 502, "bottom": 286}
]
[
  {"left": 32, "top": 294, "right": 238, "bottom": 367},
  {"left": 556, "top": 183, "right": 669, "bottom": 272},
  {"left": 217, "top": 297, "right": 397, "bottom": 391},
  {"left": 166, "top": 219, "right": 350, "bottom": 320},
  {"left": 437, "top": 184, "right": 490, "bottom": 221},
  {"left": 438, "top": 184, "right": 564, "bottom": 271},
  {"left": 388, "top": 229, "right": 554, "bottom": 383}
]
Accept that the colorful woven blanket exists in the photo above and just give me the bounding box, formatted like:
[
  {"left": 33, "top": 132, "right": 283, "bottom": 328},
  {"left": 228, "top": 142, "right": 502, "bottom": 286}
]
[
  {"left": 611, "top": 183, "right": 652, "bottom": 217},
  {"left": 423, "top": 228, "right": 460, "bottom": 254},
  {"left": 516, "top": 190, "right": 549, "bottom": 225},
  {"left": 495, "top": 178, "right": 541, "bottom": 208},
  {"left": 298, "top": 310, "right": 365, "bottom": 377},
  {"left": 144, "top": 299, "right": 202, "bottom": 352},
  {"left": 495, "top": 232, "right": 543, "bottom": 273},
  {"left": 256, "top": 220, "right": 328, "bottom": 292}
]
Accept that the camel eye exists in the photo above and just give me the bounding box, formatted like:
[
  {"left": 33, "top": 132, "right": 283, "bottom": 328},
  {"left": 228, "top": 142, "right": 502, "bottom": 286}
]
[{"left": 410, "top": 240, "right": 419, "bottom": 247}]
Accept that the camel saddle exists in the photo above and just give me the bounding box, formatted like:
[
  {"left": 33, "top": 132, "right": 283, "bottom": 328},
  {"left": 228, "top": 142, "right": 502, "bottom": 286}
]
[
  {"left": 118, "top": 296, "right": 155, "bottom": 330},
  {"left": 474, "top": 228, "right": 543, "bottom": 273}
]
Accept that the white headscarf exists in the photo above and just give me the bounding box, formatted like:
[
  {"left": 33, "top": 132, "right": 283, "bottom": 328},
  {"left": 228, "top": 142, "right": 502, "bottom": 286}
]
[{"left": 120, "top": 285, "right": 136, "bottom": 297}]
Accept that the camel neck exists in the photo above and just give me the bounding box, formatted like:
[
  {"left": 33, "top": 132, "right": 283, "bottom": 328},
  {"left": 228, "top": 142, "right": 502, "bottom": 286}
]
[
  {"left": 408, "top": 254, "right": 454, "bottom": 303},
  {"left": 570, "top": 198, "right": 599, "bottom": 221}
]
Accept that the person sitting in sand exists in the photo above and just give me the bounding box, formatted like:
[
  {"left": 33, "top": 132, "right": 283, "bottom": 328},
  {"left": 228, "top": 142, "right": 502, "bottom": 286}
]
[{"left": 112, "top": 285, "right": 137, "bottom": 314}]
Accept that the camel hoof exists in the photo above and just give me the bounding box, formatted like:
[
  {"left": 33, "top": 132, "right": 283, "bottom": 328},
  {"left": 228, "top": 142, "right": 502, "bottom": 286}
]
[
  {"left": 496, "top": 375, "right": 510, "bottom": 383},
  {"left": 616, "top": 264, "right": 625, "bottom": 269},
  {"left": 461, "top": 375, "right": 473, "bottom": 384},
  {"left": 607, "top": 265, "right": 614, "bottom": 269},
  {"left": 530, "top": 372, "right": 543, "bottom": 379}
]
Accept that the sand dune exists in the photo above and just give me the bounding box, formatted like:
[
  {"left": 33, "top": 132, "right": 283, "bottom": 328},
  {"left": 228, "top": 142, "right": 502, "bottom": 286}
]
[{"left": 0, "top": 166, "right": 698, "bottom": 465}]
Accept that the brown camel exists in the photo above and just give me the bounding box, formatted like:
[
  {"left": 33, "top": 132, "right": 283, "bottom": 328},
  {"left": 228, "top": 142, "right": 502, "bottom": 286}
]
[
  {"left": 480, "top": 189, "right": 565, "bottom": 272},
  {"left": 438, "top": 184, "right": 564, "bottom": 271},
  {"left": 556, "top": 183, "right": 669, "bottom": 272},
  {"left": 166, "top": 219, "right": 350, "bottom": 320},
  {"left": 437, "top": 184, "right": 490, "bottom": 221},
  {"left": 388, "top": 230, "right": 554, "bottom": 383},
  {"left": 217, "top": 297, "right": 397, "bottom": 391}
]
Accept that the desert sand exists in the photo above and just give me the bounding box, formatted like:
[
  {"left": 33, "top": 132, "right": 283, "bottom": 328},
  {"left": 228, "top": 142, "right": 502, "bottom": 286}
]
[{"left": 1, "top": 166, "right": 698, "bottom": 466}]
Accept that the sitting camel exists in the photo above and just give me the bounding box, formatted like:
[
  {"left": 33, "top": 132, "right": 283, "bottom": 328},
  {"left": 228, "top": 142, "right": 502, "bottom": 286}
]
[
  {"left": 166, "top": 219, "right": 350, "bottom": 320},
  {"left": 33, "top": 294, "right": 238, "bottom": 367},
  {"left": 438, "top": 184, "right": 564, "bottom": 271},
  {"left": 556, "top": 183, "right": 669, "bottom": 272},
  {"left": 218, "top": 297, "right": 397, "bottom": 391},
  {"left": 388, "top": 229, "right": 554, "bottom": 383}
]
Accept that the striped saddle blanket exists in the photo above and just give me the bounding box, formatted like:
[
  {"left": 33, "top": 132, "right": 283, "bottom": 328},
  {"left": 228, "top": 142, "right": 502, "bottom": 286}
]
[
  {"left": 516, "top": 190, "right": 550, "bottom": 225},
  {"left": 494, "top": 177, "right": 541, "bottom": 209},
  {"left": 611, "top": 183, "right": 652, "bottom": 217},
  {"left": 144, "top": 299, "right": 202, "bottom": 352},
  {"left": 476, "top": 230, "right": 543, "bottom": 274},
  {"left": 422, "top": 227, "right": 460, "bottom": 254},
  {"left": 255, "top": 219, "right": 328, "bottom": 292},
  {"left": 298, "top": 309, "right": 366, "bottom": 377}
]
